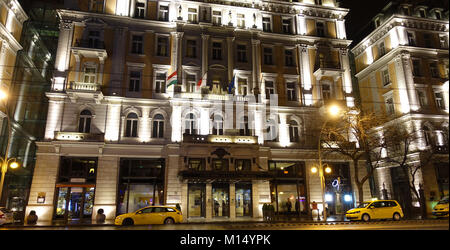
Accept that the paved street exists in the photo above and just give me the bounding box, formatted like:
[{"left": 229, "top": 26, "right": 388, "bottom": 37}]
[{"left": 1, "top": 219, "right": 448, "bottom": 230}]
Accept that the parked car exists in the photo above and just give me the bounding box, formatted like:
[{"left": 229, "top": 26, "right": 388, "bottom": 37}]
[
  {"left": 346, "top": 200, "right": 404, "bottom": 222},
  {"left": 115, "top": 206, "right": 183, "bottom": 226},
  {"left": 432, "top": 196, "right": 449, "bottom": 218},
  {"left": 0, "top": 207, "right": 14, "bottom": 226}
]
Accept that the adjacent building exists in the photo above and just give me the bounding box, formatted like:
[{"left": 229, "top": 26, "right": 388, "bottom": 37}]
[{"left": 351, "top": 0, "right": 449, "bottom": 217}]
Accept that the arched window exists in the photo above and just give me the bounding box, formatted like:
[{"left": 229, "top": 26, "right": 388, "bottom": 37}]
[
  {"left": 289, "top": 120, "right": 300, "bottom": 142},
  {"left": 152, "top": 114, "right": 164, "bottom": 138},
  {"left": 211, "top": 114, "right": 224, "bottom": 135},
  {"left": 78, "top": 109, "right": 92, "bottom": 133},
  {"left": 185, "top": 113, "right": 198, "bottom": 135},
  {"left": 125, "top": 113, "right": 139, "bottom": 137},
  {"left": 239, "top": 116, "right": 251, "bottom": 136},
  {"left": 423, "top": 126, "right": 431, "bottom": 146},
  {"left": 265, "top": 119, "right": 278, "bottom": 141}
]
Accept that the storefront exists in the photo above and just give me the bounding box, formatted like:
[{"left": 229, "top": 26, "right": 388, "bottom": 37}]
[
  {"left": 54, "top": 157, "right": 97, "bottom": 221},
  {"left": 117, "top": 158, "right": 165, "bottom": 214},
  {"left": 269, "top": 161, "right": 308, "bottom": 215}
]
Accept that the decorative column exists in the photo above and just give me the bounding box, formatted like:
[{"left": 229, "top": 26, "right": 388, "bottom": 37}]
[
  {"left": 298, "top": 44, "right": 313, "bottom": 106},
  {"left": 400, "top": 52, "right": 420, "bottom": 111},
  {"left": 202, "top": 34, "right": 209, "bottom": 76},
  {"left": 339, "top": 48, "right": 354, "bottom": 107},
  {"left": 227, "top": 36, "right": 235, "bottom": 90},
  {"left": 53, "top": 20, "right": 74, "bottom": 91},
  {"left": 251, "top": 39, "right": 261, "bottom": 97},
  {"left": 109, "top": 27, "right": 127, "bottom": 95},
  {"left": 393, "top": 53, "right": 412, "bottom": 113}
]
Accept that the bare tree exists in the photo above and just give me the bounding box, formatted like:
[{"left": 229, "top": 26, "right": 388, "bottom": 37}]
[{"left": 320, "top": 108, "right": 387, "bottom": 205}]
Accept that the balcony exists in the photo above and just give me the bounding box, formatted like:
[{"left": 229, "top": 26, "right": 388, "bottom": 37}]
[
  {"left": 54, "top": 132, "right": 104, "bottom": 142},
  {"left": 66, "top": 81, "right": 104, "bottom": 103},
  {"left": 67, "top": 81, "right": 101, "bottom": 92},
  {"left": 74, "top": 39, "right": 105, "bottom": 50},
  {"left": 313, "top": 61, "right": 344, "bottom": 80},
  {"left": 182, "top": 134, "right": 257, "bottom": 144},
  {"left": 71, "top": 39, "right": 107, "bottom": 61}
]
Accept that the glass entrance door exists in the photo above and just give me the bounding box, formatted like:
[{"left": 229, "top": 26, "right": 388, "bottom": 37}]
[
  {"left": 54, "top": 186, "right": 95, "bottom": 220},
  {"left": 235, "top": 183, "right": 252, "bottom": 217},
  {"left": 68, "top": 188, "right": 83, "bottom": 219},
  {"left": 188, "top": 184, "right": 206, "bottom": 218},
  {"left": 212, "top": 183, "right": 229, "bottom": 217}
]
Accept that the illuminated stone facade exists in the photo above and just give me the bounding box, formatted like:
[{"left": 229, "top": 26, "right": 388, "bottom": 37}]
[
  {"left": 352, "top": 1, "right": 449, "bottom": 216},
  {"left": 26, "top": 0, "right": 371, "bottom": 223}
]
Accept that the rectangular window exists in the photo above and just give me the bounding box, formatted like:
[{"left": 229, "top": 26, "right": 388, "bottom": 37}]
[
  {"left": 263, "top": 47, "right": 273, "bottom": 65},
  {"left": 237, "top": 44, "right": 247, "bottom": 63},
  {"left": 134, "top": 1, "right": 145, "bottom": 18},
  {"left": 159, "top": 5, "right": 169, "bottom": 21},
  {"left": 440, "top": 35, "right": 448, "bottom": 49},
  {"left": 435, "top": 92, "right": 445, "bottom": 110},
  {"left": 435, "top": 11, "right": 442, "bottom": 20},
  {"left": 131, "top": 35, "right": 143, "bottom": 54},
  {"left": 237, "top": 14, "right": 245, "bottom": 28},
  {"left": 322, "top": 84, "right": 331, "bottom": 100},
  {"left": 212, "top": 42, "right": 222, "bottom": 60},
  {"left": 424, "top": 34, "right": 433, "bottom": 48},
  {"left": 385, "top": 96, "right": 395, "bottom": 115},
  {"left": 212, "top": 11, "right": 222, "bottom": 25},
  {"left": 188, "top": 8, "right": 198, "bottom": 23},
  {"left": 238, "top": 78, "right": 248, "bottom": 96},
  {"left": 287, "top": 82, "right": 297, "bottom": 101},
  {"left": 265, "top": 81, "right": 275, "bottom": 100},
  {"left": 378, "top": 42, "right": 386, "bottom": 57},
  {"left": 235, "top": 159, "right": 251, "bottom": 171},
  {"left": 419, "top": 9, "right": 426, "bottom": 18},
  {"left": 188, "top": 158, "right": 206, "bottom": 171},
  {"left": 186, "top": 40, "right": 197, "bottom": 58},
  {"left": 316, "top": 21, "right": 325, "bottom": 37},
  {"left": 282, "top": 18, "right": 292, "bottom": 34},
  {"left": 412, "top": 59, "right": 421, "bottom": 76},
  {"left": 417, "top": 90, "right": 428, "bottom": 107},
  {"left": 403, "top": 7, "right": 410, "bottom": 15},
  {"left": 430, "top": 62, "right": 439, "bottom": 78},
  {"left": 155, "top": 73, "right": 166, "bottom": 93},
  {"left": 90, "top": 0, "right": 104, "bottom": 13},
  {"left": 186, "top": 74, "right": 196, "bottom": 93},
  {"left": 83, "top": 67, "right": 97, "bottom": 83},
  {"left": 157, "top": 36, "right": 168, "bottom": 57},
  {"left": 262, "top": 17, "right": 271, "bottom": 32},
  {"left": 382, "top": 69, "right": 390, "bottom": 86},
  {"left": 88, "top": 30, "right": 101, "bottom": 49},
  {"left": 285, "top": 49, "right": 294, "bottom": 66},
  {"left": 407, "top": 32, "right": 416, "bottom": 46},
  {"left": 129, "top": 71, "right": 141, "bottom": 92}
]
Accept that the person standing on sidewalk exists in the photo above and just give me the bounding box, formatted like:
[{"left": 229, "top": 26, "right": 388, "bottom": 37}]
[
  {"left": 96, "top": 209, "right": 106, "bottom": 223},
  {"left": 26, "top": 210, "right": 38, "bottom": 225}
]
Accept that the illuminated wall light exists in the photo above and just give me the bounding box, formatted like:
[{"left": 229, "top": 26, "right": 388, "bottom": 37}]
[
  {"left": 325, "top": 194, "right": 333, "bottom": 202},
  {"left": 344, "top": 194, "right": 353, "bottom": 202}
]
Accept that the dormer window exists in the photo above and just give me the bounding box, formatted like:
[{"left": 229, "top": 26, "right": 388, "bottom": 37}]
[
  {"left": 402, "top": 6, "right": 410, "bottom": 15},
  {"left": 435, "top": 11, "right": 442, "bottom": 20},
  {"left": 419, "top": 9, "right": 426, "bottom": 18},
  {"left": 315, "top": 0, "right": 323, "bottom": 5},
  {"left": 374, "top": 17, "right": 381, "bottom": 28}
]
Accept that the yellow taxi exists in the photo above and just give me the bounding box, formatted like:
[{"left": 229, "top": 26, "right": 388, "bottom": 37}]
[
  {"left": 432, "top": 196, "right": 449, "bottom": 218},
  {"left": 115, "top": 206, "right": 183, "bottom": 226},
  {"left": 346, "top": 200, "right": 404, "bottom": 222}
]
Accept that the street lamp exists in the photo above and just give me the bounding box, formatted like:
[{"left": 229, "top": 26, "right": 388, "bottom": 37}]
[
  {"left": 0, "top": 89, "right": 19, "bottom": 203},
  {"left": 316, "top": 103, "right": 342, "bottom": 221}
]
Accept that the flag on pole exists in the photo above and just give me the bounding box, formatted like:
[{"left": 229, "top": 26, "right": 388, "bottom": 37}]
[
  {"left": 196, "top": 72, "right": 207, "bottom": 91},
  {"left": 166, "top": 71, "right": 178, "bottom": 88},
  {"left": 228, "top": 74, "right": 235, "bottom": 94}
]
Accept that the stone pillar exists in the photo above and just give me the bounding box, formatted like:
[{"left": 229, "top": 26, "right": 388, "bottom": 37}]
[
  {"left": 44, "top": 97, "right": 65, "bottom": 140},
  {"left": 252, "top": 180, "right": 260, "bottom": 218},
  {"left": 93, "top": 156, "right": 119, "bottom": 221},
  {"left": 201, "top": 34, "right": 209, "bottom": 76},
  {"left": 109, "top": 27, "right": 127, "bottom": 95},
  {"left": 394, "top": 53, "right": 412, "bottom": 113},
  {"left": 251, "top": 39, "right": 261, "bottom": 96},
  {"left": 53, "top": 20, "right": 74, "bottom": 91},
  {"left": 229, "top": 183, "right": 236, "bottom": 219},
  {"left": 339, "top": 48, "right": 354, "bottom": 107},
  {"left": 165, "top": 145, "right": 182, "bottom": 205},
  {"left": 227, "top": 36, "right": 235, "bottom": 90},
  {"left": 206, "top": 183, "right": 212, "bottom": 219},
  {"left": 400, "top": 52, "right": 420, "bottom": 111},
  {"left": 298, "top": 44, "right": 313, "bottom": 106},
  {"left": 26, "top": 154, "right": 60, "bottom": 222}
]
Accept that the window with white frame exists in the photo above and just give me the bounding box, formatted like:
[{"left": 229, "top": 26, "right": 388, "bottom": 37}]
[
  {"left": 158, "top": 4, "right": 169, "bottom": 21},
  {"left": 152, "top": 114, "right": 165, "bottom": 138},
  {"left": 265, "top": 80, "right": 275, "bottom": 100},
  {"left": 289, "top": 120, "right": 300, "bottom": 143},
  {"left": 237, "top": 14, "right": 245, "bottom": 28},
  {"left": 156, "top": 36, "right": 169, "bottom": 56},
  {"left": 155, "top": 72, "right": 166, "bottom": 93},
  {"left": 282, "top": 18, "right": 292, "bottom": 34},
  {"left": 212, "top": 42, "right": 222, "bottom": 60},
  {"left": 285, "top": 49, "right": 294, "bottom": 66},
  {"left": 83, "top": 66, "right": 97, "bottom": 83},
  {"left": 211, "top": 114, "right": 224, "bottom": 135},
  {"left": 434, "top": 91, "right": 445, "bottom": 110},
  {"left": 435, "top": 10, "right": 442, "bottom": 20},
  {"left": 417, "top": 89, "right": 428, "bottom": 107},
  {"left": 423, "top": 126, "right": 432, "bottom": 146},
  {"left": 263, "top": 47, "right": 273, "bottom": 65},
  {"left": 419, "top": 8, "right": 426, "bottom": 18},
  {"left": 185, "top": 113, "right": 198, "bottom": 135},
  {"left": 88, "top": 30, "right": 101, "bottom": 48},
  {"left": 188, "top": 8, "right": 198, "bottom": 23},
  {"left": 384, "top": 95, "right": 395, "bottom": 115},
  {"left": 407, "top": 31, "right": 416, "bottom": 46},
  {"left": 125, "top": 113, "right": 139, "bottom": 137},
  {"left": 186, "top": 39, "right": 197, "bottom": 58},
  {"left": 129, "top": 71, "right": 141, "bottom": 92},
  {"left": 286, "top": 82, "right": 297, "bottom": 101},
  {"left": 237, "top": 44, "right": 247, "bottom": 63},
  {"left": 185, "top": 73, "right": 197, "bottom": 93},
  {"left": 212, "top": 11, "right": 222, "bottom": 25},
  {"left": 262, "top": 17, "right": 271, "bottom": 32},
  {"left": 134, "top": 1, "right": 146, "bottom": 18},
  {"left": 430, "top": 62, "right": 439, "bottom": 78},
  {"left": 238, "top": 77, "right": 248, "bottom": 96},
  {"left": 382, "top": 69, "right": 390, "bottom": 86},
  {"left": 378, "top": 41, "right": 386, "bottom": 57},
  {"left": 265, "top": 119, "right": 278, "bottom": 142},
  {"left": 78, "top": 110, "right": 92, "bottom": 133},
  {"left": 131, "top": 35, "right": 143, "bottom": 54}
]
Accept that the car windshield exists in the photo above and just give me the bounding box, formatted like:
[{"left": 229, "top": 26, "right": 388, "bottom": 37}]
[
  {"left": 438, "top": 196, "right": 449, "bottom": 204},
  {"left": 357, "top": 202, "right": 371, "bottom": 208}
]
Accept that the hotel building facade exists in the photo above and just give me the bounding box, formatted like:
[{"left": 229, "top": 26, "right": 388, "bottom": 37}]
[
  {"left": 351, "top": 1, "right": 449, "bottom": 217},
  {"left": 25, "top": 0, "right": 372, "bottom": 223}
]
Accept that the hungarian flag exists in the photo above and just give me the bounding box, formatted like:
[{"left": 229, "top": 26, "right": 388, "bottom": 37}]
[
  {"left": 166, "top": 71, "right": 178, "bottom": 88},
  {"left": 196, "top": 72, "right": 207, "bottom": 91}
]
